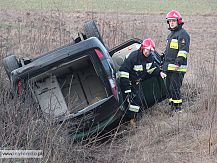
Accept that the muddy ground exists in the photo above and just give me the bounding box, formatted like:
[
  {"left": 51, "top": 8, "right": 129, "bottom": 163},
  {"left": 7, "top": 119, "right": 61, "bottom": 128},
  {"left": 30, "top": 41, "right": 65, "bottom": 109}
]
[{"left": 0, "top": 10, "right": 217, "bottom": 162}]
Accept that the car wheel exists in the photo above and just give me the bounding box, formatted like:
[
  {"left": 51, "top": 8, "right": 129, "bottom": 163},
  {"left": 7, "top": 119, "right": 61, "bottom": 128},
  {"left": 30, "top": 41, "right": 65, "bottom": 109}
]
[
  {"left": 83, "top": 20, "right": 105, "bottom": 46},
  {"left": 3, "top": 55, "right": 20, "bottom": 79}
]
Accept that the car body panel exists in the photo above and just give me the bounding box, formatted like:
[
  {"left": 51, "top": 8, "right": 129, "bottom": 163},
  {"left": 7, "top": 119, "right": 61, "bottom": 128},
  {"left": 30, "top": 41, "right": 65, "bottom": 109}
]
[{"left": 4, "top": 37, "right": 166, "bottom": 140}]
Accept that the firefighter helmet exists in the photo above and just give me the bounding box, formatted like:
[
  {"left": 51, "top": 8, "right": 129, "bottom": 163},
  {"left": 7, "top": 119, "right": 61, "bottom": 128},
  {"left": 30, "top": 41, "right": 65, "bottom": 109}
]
[
  {"left": 140, "top": 38, "right": 155, "bottom": 52},
  {"left": 166, "top": 10, "right": 183, "bottom": 25}
]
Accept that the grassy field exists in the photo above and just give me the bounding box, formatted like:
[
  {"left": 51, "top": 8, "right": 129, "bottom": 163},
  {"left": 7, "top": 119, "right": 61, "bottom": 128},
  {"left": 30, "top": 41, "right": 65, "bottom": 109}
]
[
  {"left": 0, "top": 0, "right": 217, "bottom": 15},
  {"left": 0, "top": 0, "right": 217, "bottom": 162}
]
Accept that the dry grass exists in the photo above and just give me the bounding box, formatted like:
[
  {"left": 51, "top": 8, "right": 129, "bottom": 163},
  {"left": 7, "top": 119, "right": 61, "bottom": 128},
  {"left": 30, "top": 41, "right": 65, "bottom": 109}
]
[{"left": 0, "top": 9, "right": 217, "bottom": 163}]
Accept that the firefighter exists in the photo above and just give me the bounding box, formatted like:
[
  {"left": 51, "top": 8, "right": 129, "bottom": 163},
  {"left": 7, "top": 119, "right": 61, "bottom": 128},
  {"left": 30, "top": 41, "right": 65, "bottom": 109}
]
[
  {"left": 119, "top": 38, "right": 166, "bottom": 127},
  {"left": 162, "top": 10, "right": 190, "bottom": 112}
]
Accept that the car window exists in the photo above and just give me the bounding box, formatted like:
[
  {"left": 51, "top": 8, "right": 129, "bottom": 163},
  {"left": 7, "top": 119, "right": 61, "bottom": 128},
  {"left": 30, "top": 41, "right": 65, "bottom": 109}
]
[{"left": 111, "top": 43, "right": 140, "bottom": 70}]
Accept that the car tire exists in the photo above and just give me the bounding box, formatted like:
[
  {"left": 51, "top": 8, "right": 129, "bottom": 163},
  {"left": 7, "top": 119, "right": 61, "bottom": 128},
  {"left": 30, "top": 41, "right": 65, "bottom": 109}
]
[
  {"left": 3, "top": 55, "right": 20, "bottom": 79},
  {"left": 83, "top": 20, "right": 105, "bottom": 46}
]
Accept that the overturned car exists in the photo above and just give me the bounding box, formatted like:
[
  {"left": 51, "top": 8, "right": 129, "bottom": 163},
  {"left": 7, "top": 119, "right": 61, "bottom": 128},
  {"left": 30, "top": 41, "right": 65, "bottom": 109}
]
[{"left": 3, "top": 21, "right": 166, "bottom": 140}]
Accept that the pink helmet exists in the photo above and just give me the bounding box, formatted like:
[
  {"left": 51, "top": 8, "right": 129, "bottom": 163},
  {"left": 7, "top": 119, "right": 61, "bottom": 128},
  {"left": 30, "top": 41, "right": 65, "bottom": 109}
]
[
  {"left": 166, "top": 10, "right": 183, "bottom": 25},
  {"left": 140, "top": 38, "right": 155, "bottom": 52}
]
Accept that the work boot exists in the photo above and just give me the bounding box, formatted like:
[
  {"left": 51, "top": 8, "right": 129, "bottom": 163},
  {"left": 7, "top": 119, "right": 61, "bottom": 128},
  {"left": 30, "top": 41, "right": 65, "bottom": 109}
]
[
  {"left": 168, "top": 98, "right": 173, "bottom": 106},
  {"left": 169, "top": 104, "right": 176, "bottom": 112},
  {"left": 174, "top": 106, "right": 183, "bottom": 113},
  {"left": 129, "top": 118, "right": 136, "bottom": 128},
  {"left": 165, "top": 106, "right": 175, "bottom": 116}
]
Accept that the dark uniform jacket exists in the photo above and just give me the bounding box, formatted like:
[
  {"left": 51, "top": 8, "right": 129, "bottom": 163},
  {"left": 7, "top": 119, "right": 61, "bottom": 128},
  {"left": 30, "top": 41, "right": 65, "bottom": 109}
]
[
  {"left": 163, "top": 25, "right": 190, "bottom": 72},
  {"left": 119, "top": 49, "right": 160, "bottom": 94}
]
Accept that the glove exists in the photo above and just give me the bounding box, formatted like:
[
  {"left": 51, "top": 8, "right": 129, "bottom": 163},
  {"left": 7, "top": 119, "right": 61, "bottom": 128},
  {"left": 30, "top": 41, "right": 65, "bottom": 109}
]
[
  {"left": 160, "top": 52, "right": 165, "bottom": 59},
  {"left": 160, "top": 71, "right": 167, "bottom": 79},
  {"left": 159, "top": 53, "right": 165, "bottom": 65},
  {"left": 126, "top": 92, "right": 132, "bottom": 103},
  {"left": 124, "top": 91, "right": 131, "bottom": 103},
  {"left": 126, "top": 92, "right": 136, "bottom": 103},
  {"left": 160, "top": 52, "right": 165, "bottom": 57}
]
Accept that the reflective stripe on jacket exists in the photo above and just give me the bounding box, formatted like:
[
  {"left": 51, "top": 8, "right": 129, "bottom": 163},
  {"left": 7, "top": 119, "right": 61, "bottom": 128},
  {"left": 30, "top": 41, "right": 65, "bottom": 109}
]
[{"left": 163, "top": 25, "right": 190, "bottom": 72}]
